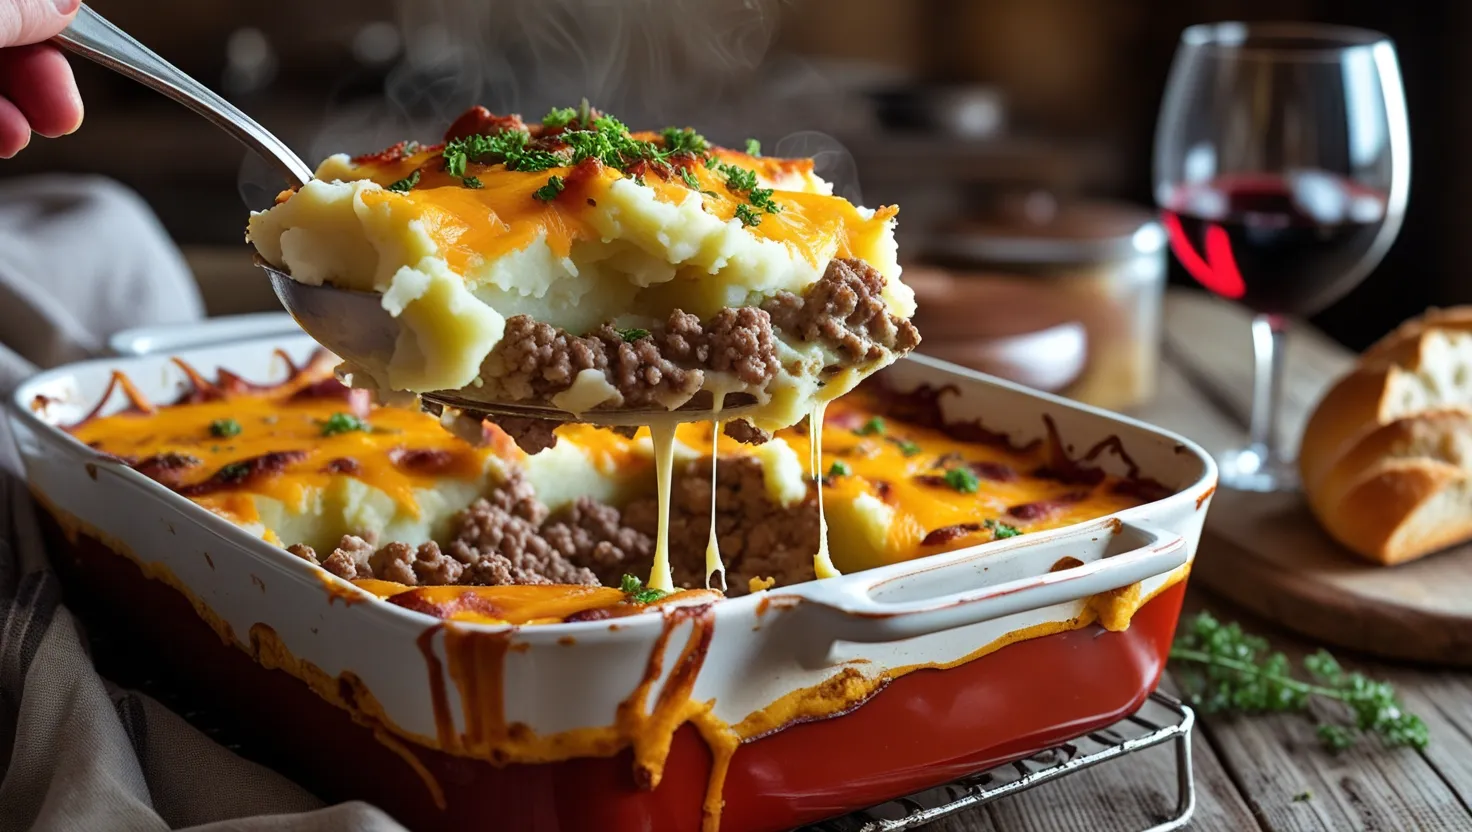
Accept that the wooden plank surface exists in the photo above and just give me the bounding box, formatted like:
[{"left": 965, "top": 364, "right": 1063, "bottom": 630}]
[
  {"left": 930, "top": 289, "right": 1472, "bottom": 831},
  {"left": 1139, "top": 292, "right": 1472, "bottom": 666},
  {"left": 1175, "top": 593, "right": 1472, "bottom": 832},
  {"left": 935, "top": 710, "right": 1263, "bottom": 832}
]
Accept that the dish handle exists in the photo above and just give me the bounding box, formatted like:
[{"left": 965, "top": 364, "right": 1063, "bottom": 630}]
[{"left": 792, "top": 520, "right": 1186, "bottom": 645}]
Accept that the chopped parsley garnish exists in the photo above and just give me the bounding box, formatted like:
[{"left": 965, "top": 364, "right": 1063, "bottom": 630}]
[
  {"left": 854, "top": 417, "right": 886, "bottom": 436},
  {"left": 984, "top": 518, "right": 1021, "bottom": 539},
  {"left": 661, "top": 126, "right": 710, "bottom": 154},
  {"left": 441, "top": 130, "right": 560, "bottom": 187},
  {"left": 747, "top": 186, "right": 781, "bottom": 215},
  {"left": 209, "top": 418, "right": 241, "bottom": 439},
  {"left": 217, "top": 461, "right": 251, "bottom": 482},
  {"left": 706, "top": 156, "right": 785, "bottom": 222},
  {"left": 436, "top": 106, "right": 769, "bottom": 211},
  {"left": 615, "top": 328, "right": 650, "bottom": 343},
  {"left": 744, "top": 138, "right": 761, "bottom": 156},
  {"left": 679, "top": 167, "right": 714, "bottom": 195},
  {"left": 734, "top": 204, "right": 762, "bottom": 227},
  {"left": 533, "top": 175, "right": 565, "bottom": 202},
  {"left": 943, "top": 466, "right": 980, "bottom": 493},
  {"left": 889, "top": 437, "right": 921, "bottom": 457},
  {"left": 319, "top": 412, "right": 369, "bottom": 436},
  {"left": 543, "top": 106, "right": 578, "bottom": 128},
  {"left": 386, "top": 170, "right": 420, "bottom": 193},
  {"left": 620, "top": 573, "right": 668, "bottom": 604},
  {"left": 719, "top": 163, "right": 759, "bottom": 192},
  {"left": 827, "top": 460, "right": 852, "bottom": 478}
]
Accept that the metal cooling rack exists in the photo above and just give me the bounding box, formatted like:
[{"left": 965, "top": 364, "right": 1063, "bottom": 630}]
[{"left": 805, "top": 691, "right": 1196, "bottom": 832}]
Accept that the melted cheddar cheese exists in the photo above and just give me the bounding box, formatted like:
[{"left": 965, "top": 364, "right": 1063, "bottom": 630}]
[
  {"left": 69, "top": 358, "right": 1162, "bottom": 619},
  {"left": 331, "top": 140, "right": 897, "bottom": 280},
  {"left": 245, "top": 107, "right": 914, "bottom": 436}
]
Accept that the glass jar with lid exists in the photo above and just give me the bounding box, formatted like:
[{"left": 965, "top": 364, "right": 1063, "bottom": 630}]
[{"left": 912, "top": 193, "right": 1166, "bottom": 412}]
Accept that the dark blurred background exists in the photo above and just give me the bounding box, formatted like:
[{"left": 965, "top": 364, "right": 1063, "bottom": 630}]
[{"left": 1, "top": 0, "right": 1459, "bottom": 358}]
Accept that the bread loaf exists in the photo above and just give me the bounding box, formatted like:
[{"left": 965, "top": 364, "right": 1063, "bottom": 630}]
[{"left": 1300, "top": 307, "right": 1472, "bottom": 564}]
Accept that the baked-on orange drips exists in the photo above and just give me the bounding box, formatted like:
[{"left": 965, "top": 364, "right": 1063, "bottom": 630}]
[{"left": 413, "top": 601, "right": 738, "bottom": 828}]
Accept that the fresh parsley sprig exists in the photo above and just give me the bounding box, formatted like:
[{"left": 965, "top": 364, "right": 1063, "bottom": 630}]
[
  {"left": 942, "top": 466, "right": 980, "bottom": 493},
  {"left": 318, "top": 412, "right": 369, "bottom": 437},
  {"left": 711, "top": 159, "right": 783, "bottom": 226},
  {"left": 542, "top": 106, "right": 578, "bottom": 128},
  {"left": 661, "top": 126, "right": 710, "bottom": 155},
  {"left": 209, "top": 418, "right": 241, "bottom": 439},
  {"left": 1169, "top": 611, "right": 1429, "bottom": 752},
  {"left": 533, "top": 176, "right": 565, "bottom": 202},
  {"left": 983, "top": 518, "right": 1020, "bottom": 539},
  {"left": 386, "top": 170, "right": 420, "bottom": 193},
  {"left": 620, "top": 573, "right": 668, "bottom": 604}
]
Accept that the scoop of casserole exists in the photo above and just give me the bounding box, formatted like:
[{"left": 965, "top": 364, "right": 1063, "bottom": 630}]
[{"left": 245, "top": 105, "right": 919, "bottom": 439}]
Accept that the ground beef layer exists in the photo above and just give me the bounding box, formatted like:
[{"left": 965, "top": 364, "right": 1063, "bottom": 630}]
[
  {"left": 288, "top": 458, "right": 819, "bottom": 597},
  {"left": 477, "top": 257, "right": 919, "bottom": 453}
]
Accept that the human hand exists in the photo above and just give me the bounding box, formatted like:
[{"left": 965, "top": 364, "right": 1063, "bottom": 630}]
[{"left": 0, "top": 0, "right": 83, "bottom": 158}]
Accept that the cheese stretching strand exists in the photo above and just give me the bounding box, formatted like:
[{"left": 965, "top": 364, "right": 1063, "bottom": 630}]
[
  {"left": 647, "top": 419, "right": 679, "bottom": 593},
  {"left": 705, "top": 417, "right": 725, "bottom": 590},
  {"left": 809, "top": 401, "right": 840, "bottom": 579}
]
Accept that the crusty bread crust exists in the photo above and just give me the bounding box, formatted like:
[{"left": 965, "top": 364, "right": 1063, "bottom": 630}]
[
  {"left": 1300, "top": 309, "right": 1472, "bottom": 565},
  {"left": 1306, "top": 410, "right": 1472, "bottom": 564}
]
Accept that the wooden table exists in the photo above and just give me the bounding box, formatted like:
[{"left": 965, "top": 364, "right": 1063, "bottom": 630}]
[{"left": 932, "top": 290, "right": 1472, "bottom": 832}]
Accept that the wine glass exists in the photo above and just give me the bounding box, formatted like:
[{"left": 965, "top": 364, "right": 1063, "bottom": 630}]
[{"left": 1154, "top": 22, "right": 1410, "bottom": 493}]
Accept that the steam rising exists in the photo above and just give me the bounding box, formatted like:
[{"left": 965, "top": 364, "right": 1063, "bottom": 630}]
[
  {"left": 243, "top": 0, "right": 870, "bottom": 209},
  {"left": 775, "top": 130, "right": 862, "bottom": 206}
]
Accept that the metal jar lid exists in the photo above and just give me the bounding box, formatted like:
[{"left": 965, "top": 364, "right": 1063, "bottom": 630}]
[{"left": 927, "top": 192, "right": 1166, "bottom": 267}]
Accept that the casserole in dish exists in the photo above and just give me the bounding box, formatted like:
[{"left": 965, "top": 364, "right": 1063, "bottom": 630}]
[{"left": 8, "top": 331, "right": 1215, "bottom": 831}]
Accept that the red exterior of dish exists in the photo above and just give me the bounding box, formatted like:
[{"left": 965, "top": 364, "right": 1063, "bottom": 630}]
[{"left": 48, "top": 516, "right": 1186, "bottom": 832}]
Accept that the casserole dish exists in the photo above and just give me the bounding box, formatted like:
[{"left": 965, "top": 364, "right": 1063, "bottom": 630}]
[{"left": 8, "top": 330, "right": 1215, "bottom": 832}]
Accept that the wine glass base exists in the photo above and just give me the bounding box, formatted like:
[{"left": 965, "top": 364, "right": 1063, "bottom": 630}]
[{"left": 1217, "top": 445, "right": 1299, "bottom": 493}]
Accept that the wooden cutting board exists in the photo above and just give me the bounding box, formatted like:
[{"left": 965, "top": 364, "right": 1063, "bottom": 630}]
[{"left": 1139, "top": 291, "right": 1472, "bottom": 666}]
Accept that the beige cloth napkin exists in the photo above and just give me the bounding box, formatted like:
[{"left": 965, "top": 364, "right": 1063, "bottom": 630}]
[{"left": 0, "top": 176, "right": 406, "bottom": 832}]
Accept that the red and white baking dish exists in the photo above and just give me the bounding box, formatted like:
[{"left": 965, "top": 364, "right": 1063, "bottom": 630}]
[{"left": 7, "top": 323, "right": 1216, "bottom": 832}]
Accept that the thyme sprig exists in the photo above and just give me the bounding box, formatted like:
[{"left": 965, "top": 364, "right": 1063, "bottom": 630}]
[{"left": 1169, "top": 611, "right": 1429, "bottom": 752}]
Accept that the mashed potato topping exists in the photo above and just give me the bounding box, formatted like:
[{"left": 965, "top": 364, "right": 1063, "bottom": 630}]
[{"left": 246, "top": 105, "right": 917, "bottom": 436}]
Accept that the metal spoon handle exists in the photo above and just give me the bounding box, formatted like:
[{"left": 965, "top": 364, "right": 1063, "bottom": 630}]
[{"left": 54, "top": 4, "right": 313, "bottom": 188}]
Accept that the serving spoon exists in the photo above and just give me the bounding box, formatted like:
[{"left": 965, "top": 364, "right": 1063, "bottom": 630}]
[{"left": 54, "top": 5, "right": 759, "bottom": 425}]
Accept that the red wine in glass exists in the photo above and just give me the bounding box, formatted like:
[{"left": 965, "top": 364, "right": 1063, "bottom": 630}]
[
  {"left": 1161, "top": 172, "right": 1390, "bottom": 315},
  {"left": 1153, "top": 23, "right": 1409, "bottom": 493}
]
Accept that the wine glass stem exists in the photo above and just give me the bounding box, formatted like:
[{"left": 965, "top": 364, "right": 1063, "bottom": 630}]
[{"left": 1248, "top": 314, "right": 1290, "bottom": 463}]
